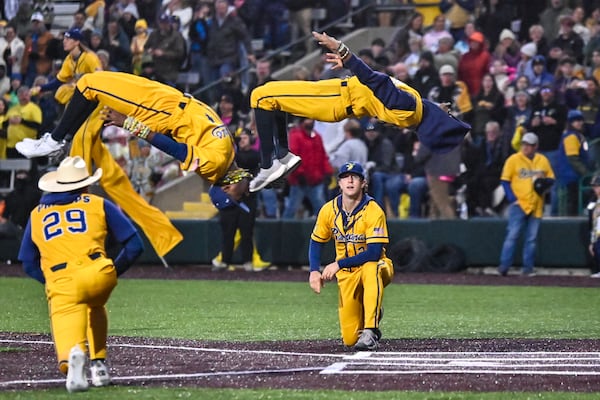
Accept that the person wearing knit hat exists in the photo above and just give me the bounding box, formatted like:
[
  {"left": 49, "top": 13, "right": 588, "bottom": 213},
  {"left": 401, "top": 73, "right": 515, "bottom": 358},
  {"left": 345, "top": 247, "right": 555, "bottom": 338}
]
[
  {"left": 494, "top": 29, "right": 520, "bottom": 68},
  {"left": 520, "top": 42, "right": 537, "bottom": 58},
  {"left": 131, "top": 19, "right": 149, "bottom": 75},
  {"left": 499, "top": 28, "right": 515, "bottom": 42}
]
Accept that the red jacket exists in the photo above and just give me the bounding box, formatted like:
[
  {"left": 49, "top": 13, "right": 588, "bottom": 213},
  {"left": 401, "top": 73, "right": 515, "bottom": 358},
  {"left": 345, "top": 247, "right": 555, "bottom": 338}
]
[
  {"left": 458, "top": 48, "right": 491, "bottom": 97},
  {"left": 287, "top": 126, "right": 333, "bottom": 186}
]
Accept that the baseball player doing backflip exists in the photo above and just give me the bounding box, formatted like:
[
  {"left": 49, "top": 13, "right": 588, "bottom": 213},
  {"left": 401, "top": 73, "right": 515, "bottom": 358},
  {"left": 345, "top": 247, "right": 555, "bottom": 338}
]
[
  {"left": 309, "top": 161, "right": 393, "bottom": 350},
  {"left": 16, "top": 71, "right": 253, "bottom": 208},
  {"left": 248, "top": 31, "right": 471, "bottom": 192}
]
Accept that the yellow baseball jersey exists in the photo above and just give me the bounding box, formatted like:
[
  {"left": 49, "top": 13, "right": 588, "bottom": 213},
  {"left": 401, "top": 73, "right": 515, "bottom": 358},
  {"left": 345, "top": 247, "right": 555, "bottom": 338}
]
[
  {"left": 56, "top": 50, "right": 102, "bottom": 83},
  {"left": 251, "top": 76, "right": 423, "bottom": 128},
  {"left": 563, "top": 133, "right": 585, "bottom": 156},
  {"left": 29, "top": 194, "right": 112, "bottom": 274},
  {"left": 311, "top": 195, "right": 389, "bottom": 261},
  {"left": 76, "top": 72, "right": 235, "bottom": 183},
  {"left": 6, "top": 102, "right": 42, "bottom": 146},
  {"left": 501, "top": 152, "right": 555, "bottom": 218}
]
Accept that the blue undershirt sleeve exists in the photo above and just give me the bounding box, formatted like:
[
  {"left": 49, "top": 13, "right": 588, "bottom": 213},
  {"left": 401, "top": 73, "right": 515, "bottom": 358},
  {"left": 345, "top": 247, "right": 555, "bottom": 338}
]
[
  {"left": 18, "top": 221, "right": 45, "bottom": 284},
  {"left": 501, "top": 180, "right": 516, "bottom": 203},
  {"left": 308, "top": 239, "right": 323, "bottom": 272},
  {"left": 147, "top": 133, "right": 188, "bottom": 163},
  {"left": 337, "top": 243, "right": 384, "bottom": 268},
  {"left": 104, "top": 199, "right": 144, "bottom": 275}
]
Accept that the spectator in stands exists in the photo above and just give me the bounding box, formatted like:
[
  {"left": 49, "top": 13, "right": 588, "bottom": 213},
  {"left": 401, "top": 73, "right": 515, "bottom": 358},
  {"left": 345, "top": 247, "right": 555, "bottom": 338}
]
[
  {"left": 6, "top": 86, "right": 41, "bottom": 158},
  {"left": 206, "top": 0, "right": 255, "bottom": 103},
  {"left": 403, "top": 37, "right": 423, "bottom": 77},
  {"left": 489, "top": 59, "right": 514, "bottom": 104},
  {"left": 555, "top": 109, "right": 590, "bottom": 216},
  {"left": 584, "top": 21, "right": 600, "bottom": 66},
  {"left": 85, "top": 0, "right": 106, "bottom": 31},
  {"left": 453, "top": 21, "right": 475, "bottom": 55},
  {"left": 21, "top": 11, "right": 54, "bottom": 87},
  {"left": 246, "top": 59, "right": 274, "bottom": 113},
  {"left": 282, "top": 117, "right": 332, "bottom": 219},
  {"left": 463, "top": 120, "right": 508, "bottom": 217},
  {"left": 364, "top": 121, "right": 406, "bottom": 218},
  {"left": 0, "top": 97, "right": 8, "bottom": 159},
  {"left": 586, "top": 175, "right": 600, "bottom": 278},
  {"left": 528, "top": 55, "right": 555, "bottom": 98},
  {"left": 3, "top": 25, "right": 24, "bottom": 78},
  {"left": 212, "top": 128, "right": 270, "bottom": 271},
  {"left": 573, "top": 78, "right": 600, "bottom": 141},
  {"left": 412, "top": 51, "right": 439, "bottom": 97},
  {"left": 188, "top": 3, "right": 210, "bottom": 86},
  {"left": 572, "top": 6, "right": 591, "bottom": 45},
  {"left": 439, "top": 0, "right": 475, "bottom": 43},
  {"left": 458, "top": 31, "right": 491, "bottom": 97},
  {"left": 216, "top": 94, "right": 242, "bottom": 136},
  {"left": 1, "top": 168, "right": 40, "bottom": 230},
  {"left": 287, "top": 0, "right": 316, "bottom": 56},
  {"left": 551, "top": 15, "right": 585, "bottom": 65},
  {"left": 0, "top": 60, "right": 10, "bottom": 99},
  {"left": 471, "top": 73, "right": 506, "bottom": 145},
  {"left": 130, "top": 19, "right": 149, "bottom": 75},
  {"left": 386, "top": 11, "right": 424, "bottom": 63},
  {"left": 527, "top": 83, "right": 567, "bottom": 215},
  {"left": 103, "top": 17, "right": 131, "bottom": 72},
  {"left": 427, "top": 64, "right": 472, "bottom": 122},
  {"left": 145, "top": 13, "right": 186, "bottom": 86},
  {"left": 433, "top": 36, "right": 459, "bottom": 72},
  {"left": 589, "top": 49, "right": 600, "bottom": 84},
  {"left": 476, "top": 0, "right": 517, "bottom": 51},
  {"left": 422, "top": 14, "right": 452, "bottom": 54},
  {"left": 162, "top": 0, "right": 192, "bottom": 41},
  {"left": 328, "top": 118, "right": 368, "bottom": 172},
  {"left": 527, "top": 24, "right": 549, "bottom": 61},
  {"left": 405, "top": 138, "right": 429, "bottom": 218},
  {"left": 553, "top": 56, "right": 585, "bottom": 107},
  {"left": 515, "top": 42, "right": 537, "bottom": 83},
  {"left": 498, "top": 132, "right": 554, "bottom": 276},
  {"left": 493, "top": 29, "right": 521, "bottom": 69},
  {"left": 118, "top": 3, "right": 139, "bottom": 40},
  {"left": 388, "top": 61, "right": 414, "bottom": 87},
  {"left": 370, "top": 38, "right": 390, "bottom": 68},
  {"left": 539, "top": 0, "right": 572, "bottom": 41},
  {"left": 504, "top": 90, "right": 532, "bottom": 154}
]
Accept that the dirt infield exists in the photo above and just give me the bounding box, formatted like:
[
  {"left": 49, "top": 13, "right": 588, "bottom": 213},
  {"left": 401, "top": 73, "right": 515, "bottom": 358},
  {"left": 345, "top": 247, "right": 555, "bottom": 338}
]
[{"left": 1, "top": 263, "right": 600, "bottom": 393}]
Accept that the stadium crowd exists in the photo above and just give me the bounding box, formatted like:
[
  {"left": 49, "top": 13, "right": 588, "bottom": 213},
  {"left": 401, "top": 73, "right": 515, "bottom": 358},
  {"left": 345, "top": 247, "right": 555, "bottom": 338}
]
[{"left": 1, "top": 0, "right": 600, "bottom": 223}]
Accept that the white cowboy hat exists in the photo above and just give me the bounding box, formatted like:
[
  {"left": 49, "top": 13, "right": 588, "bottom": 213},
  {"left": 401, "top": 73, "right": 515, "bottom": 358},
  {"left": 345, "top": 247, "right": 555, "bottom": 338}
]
[{"left": 38, "top": 156, "right": 102, "bottom": 192}]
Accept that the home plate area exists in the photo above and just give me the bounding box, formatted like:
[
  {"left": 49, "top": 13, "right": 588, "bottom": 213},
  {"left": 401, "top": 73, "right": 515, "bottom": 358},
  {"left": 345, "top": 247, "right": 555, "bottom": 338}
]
[{"left": 1, "top": 334, "right": 600, "bottom": 392}]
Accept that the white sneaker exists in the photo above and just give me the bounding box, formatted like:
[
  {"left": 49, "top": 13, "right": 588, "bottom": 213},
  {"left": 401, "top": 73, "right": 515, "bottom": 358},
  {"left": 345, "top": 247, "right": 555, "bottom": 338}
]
[
  {"left": 242, "top": 262, "right": 254, "bottom": 272},
  {"left": 15, "top": 132, "right": 64, "bottom": 158},
  {"left": 249, "top": 160, "right": 287, "bottom": 192},
  {"left": 66, "top": 346, "right": 89, "bottom": 393},
  {"left": 90, "top": 359, "right": 110, "bottom": 387},
  {"left": 591, "top": 272, "right": 600, "bottom": 278},
  {"left": 279, "top": 152, "right": 302, "bottom": 174}
]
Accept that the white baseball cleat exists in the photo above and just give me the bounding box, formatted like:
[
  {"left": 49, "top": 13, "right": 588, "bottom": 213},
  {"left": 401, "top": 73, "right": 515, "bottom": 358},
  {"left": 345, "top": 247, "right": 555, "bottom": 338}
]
[
  {"left": 249, "top": 160, "right": 287, "bottom": 192},
  {"left": 66, "top": 346, "right": 89, "bottom": 393},
  {"left": 90, "top": 359, "right": 111, "bottom": 387},
  {"left": 15, "top": 132, "right": 64, "bottom": 158}
]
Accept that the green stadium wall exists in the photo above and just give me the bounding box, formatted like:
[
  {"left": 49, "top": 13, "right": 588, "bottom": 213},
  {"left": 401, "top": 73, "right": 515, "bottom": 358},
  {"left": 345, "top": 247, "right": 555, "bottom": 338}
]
[{"left": 1, "top": 219, "right": 588, "bottom": 268}]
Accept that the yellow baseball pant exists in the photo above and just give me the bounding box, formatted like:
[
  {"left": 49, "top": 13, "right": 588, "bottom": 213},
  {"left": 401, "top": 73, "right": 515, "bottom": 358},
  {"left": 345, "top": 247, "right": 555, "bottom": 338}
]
[
  {"left": 46, "top": 259, "right": 117, "bottom": 374},
  {"left": 336, "top": 260, "right": 386, "bottom": 347}
]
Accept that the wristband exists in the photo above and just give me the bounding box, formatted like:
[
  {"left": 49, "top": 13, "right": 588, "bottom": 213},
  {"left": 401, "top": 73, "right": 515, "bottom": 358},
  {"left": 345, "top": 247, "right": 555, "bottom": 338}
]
[
  {"left": 123, "top": 116, "right": 151, "bottom": 139},
  {"left": 337, "top": 42, "right": 350, "bottom": 60}
]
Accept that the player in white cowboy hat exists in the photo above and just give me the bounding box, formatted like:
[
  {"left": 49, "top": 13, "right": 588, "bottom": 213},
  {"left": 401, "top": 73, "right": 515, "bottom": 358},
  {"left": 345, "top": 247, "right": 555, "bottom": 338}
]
[{"left": 18, "top": 156, "right": 144, "bottom": 392}]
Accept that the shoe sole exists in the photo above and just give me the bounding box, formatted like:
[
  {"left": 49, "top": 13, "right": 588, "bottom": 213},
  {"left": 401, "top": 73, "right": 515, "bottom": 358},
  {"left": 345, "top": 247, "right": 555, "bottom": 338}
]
[
  {"left": 15, "top": 142, "right": 64, "bottom": 159},
  {"left": 91, "top": 368, "right": 110, "bottom": 387},
  {"left": 265, "top": 158, "right": 303, "bottom": 189},
  {"left": 66, "top": 349, "right": 89, "bottom": 393},
  {"left": 250, "top": 163, "right": 287, "bottom": 193}
]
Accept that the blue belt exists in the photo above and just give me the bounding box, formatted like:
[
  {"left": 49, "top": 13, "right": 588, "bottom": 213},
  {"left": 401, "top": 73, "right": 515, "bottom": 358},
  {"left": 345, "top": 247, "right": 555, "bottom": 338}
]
[{"left": 50, "top": 252, "right": 102, "bottom": 272}]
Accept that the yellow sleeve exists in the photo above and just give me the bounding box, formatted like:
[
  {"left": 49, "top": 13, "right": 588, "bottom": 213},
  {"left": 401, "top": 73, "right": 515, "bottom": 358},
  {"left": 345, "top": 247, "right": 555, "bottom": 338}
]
[
  {"left": 311, "top": 201, "right": 334, "bottom": 243},
  {"left": 500, "top": 155, "right": 515, "bottom": 181},
  {"left": 511, "top": 125, "right": 524, "bottom": 152},
  {"left": 56, "top": 55, "right": 75, "bottom": 83}
]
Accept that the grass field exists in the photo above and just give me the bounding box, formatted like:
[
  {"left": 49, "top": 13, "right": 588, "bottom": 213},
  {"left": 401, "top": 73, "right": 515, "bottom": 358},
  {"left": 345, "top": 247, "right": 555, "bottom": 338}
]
[{"left": 1, "top": 275, "right": 599, "bottom": 399}]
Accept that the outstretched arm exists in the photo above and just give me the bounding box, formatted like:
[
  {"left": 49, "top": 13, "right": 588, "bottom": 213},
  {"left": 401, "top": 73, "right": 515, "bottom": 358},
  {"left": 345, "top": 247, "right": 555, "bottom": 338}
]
[{"left": 312, "top": 31, "right": 417, "bottom": 112}]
